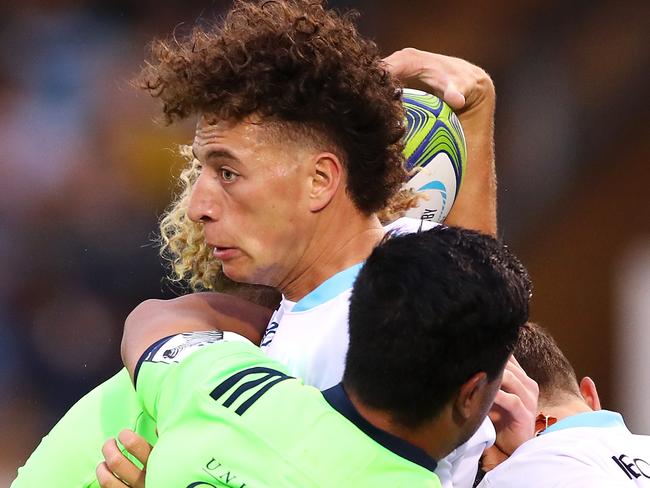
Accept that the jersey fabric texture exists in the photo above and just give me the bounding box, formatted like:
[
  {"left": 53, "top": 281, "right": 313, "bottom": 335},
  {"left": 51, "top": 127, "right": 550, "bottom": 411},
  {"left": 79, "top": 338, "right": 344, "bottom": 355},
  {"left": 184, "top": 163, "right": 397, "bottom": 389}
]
[
  {"left": 479, "top": 410, "right": 650, "bottom": 487},
  {"left": 261, "top": 217, "right": 495, "bottom": 488},
  {"left": 11, "top": 368, "right": 157, "bottom": 488},
  {"left": 136, "top": 331, "right": 441, "bottom": 488}
]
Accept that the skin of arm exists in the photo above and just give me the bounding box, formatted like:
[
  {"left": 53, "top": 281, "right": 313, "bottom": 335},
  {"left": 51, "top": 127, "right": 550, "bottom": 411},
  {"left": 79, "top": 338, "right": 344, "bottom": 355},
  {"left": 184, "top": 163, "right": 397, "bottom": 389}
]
[
  {"left": 384, "top": 48, "right": 497, "bottom": 236},
  {"left": 121, "top": 291, "right": 272, "bottom": 379}
]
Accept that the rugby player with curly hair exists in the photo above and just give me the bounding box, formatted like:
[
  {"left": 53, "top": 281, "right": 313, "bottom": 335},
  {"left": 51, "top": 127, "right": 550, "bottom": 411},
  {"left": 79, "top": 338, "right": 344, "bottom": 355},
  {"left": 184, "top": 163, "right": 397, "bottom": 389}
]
[{"left": 12, "top": 1, "right": 510, "bottom": 487}]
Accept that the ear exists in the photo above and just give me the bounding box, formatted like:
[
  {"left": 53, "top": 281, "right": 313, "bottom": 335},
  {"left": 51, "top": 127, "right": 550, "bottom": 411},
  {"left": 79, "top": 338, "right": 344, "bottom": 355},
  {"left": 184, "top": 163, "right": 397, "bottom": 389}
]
[
  {"left": 309, "top": 152, "right": 343, "bottom": 212},
  {"left": 579, "top": 376, "right": 601, "bottom": 411},
  {"left": 455, "top": 371, "right": 489, "bottom": 419}
]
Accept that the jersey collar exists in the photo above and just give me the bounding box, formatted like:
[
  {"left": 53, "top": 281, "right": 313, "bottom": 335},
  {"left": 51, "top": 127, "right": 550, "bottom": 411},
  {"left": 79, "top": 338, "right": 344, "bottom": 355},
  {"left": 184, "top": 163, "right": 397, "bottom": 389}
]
[
  {"left": 541, "top": 410, "right": 626, "bottom": 435},
  {"left": 292, "top": 263, "right": 364, "bottom": 312},
  {"left": 322, "top": 383, "right": 438, "bottom": 473}
]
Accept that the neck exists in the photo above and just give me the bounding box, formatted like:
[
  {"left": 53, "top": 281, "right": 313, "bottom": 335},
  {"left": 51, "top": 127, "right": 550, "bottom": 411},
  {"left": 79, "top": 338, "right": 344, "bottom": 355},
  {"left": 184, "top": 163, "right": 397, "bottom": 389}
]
[
  {"left": 346, "top": 386, "right": 450, "bottom": 462},
  {"left": 538, "top": 397, "right": 593, "bottom": 422},
  {"left": 280, "top": 204, "right": 383, "bottom": 301}
]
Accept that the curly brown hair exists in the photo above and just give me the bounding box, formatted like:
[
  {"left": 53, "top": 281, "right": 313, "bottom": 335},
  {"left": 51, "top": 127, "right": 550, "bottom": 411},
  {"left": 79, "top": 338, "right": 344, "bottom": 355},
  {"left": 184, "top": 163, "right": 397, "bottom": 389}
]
[{"left": 137, "top": 0, "right": 407, "bottom": 214}]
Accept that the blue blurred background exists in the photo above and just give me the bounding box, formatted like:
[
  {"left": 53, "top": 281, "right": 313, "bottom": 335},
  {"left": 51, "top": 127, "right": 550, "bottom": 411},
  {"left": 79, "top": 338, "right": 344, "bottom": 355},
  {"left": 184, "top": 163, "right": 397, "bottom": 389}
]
[{"left": 1, "top": 0, "right": 648, "bottom": 480}]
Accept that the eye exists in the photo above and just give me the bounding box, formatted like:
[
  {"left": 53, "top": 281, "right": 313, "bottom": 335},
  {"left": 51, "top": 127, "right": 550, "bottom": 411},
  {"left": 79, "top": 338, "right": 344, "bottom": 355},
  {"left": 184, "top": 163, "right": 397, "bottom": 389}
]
[{"left": 220, "top": 168, "right": 238, "bottom": 183}]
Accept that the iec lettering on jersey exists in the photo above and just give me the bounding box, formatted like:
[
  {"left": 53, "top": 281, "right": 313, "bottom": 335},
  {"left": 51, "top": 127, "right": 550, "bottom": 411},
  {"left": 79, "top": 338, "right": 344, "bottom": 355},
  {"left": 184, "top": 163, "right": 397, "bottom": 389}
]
[{"left": 612, "top": 454, "right": 650, "bottom": 480}]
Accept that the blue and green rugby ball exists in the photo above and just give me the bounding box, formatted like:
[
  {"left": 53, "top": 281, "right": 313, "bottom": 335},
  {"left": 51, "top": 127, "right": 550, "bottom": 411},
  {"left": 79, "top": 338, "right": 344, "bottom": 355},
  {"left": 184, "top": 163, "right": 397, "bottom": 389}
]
[{"left": 401, "top": 88, "right": 467, "bottom": 223}]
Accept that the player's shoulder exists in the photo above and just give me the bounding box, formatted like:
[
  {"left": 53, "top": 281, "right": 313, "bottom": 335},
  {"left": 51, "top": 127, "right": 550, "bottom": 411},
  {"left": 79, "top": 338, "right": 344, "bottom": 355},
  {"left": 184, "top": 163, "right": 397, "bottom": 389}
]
[
  {"left": 142, "top": 330, "right": 251, "bottom": 363},
  {"left": 135, "top": 331, "right": 258, "bottom": 384},
  {"left": 482, "top": 428, "right": 615, "bottom": 486}
]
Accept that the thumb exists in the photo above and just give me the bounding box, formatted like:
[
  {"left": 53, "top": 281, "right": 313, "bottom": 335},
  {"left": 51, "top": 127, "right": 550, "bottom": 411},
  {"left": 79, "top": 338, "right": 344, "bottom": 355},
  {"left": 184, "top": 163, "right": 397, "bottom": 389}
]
[
  {"left": 382, "top": 49, "right": 421, "bottom": 80},
  {"left": 443, "top": 83, "right": 466, "bottom": 110},
  {"left": 118, "top": 429, "right": 152, "bottom": 465}
]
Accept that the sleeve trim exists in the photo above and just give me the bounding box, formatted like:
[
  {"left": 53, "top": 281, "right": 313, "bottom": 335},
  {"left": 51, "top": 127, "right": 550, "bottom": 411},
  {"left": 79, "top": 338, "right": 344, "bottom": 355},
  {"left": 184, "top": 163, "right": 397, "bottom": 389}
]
[{"left": 133, "top": 334, "right": 177, "bottom": 389}]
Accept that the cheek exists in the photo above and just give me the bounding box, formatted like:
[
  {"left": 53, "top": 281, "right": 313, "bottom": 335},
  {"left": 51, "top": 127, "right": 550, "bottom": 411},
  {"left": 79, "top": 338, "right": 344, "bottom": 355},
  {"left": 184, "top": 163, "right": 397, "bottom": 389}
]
[
  {"left": 250, "top": 204, "right": 310, "bottom": 268},
  {"left": 253, "top": 174, "right": 310, "bottom": 226},
  {"left": 231, "top": 169, "right": 311, "bottom": 254}
]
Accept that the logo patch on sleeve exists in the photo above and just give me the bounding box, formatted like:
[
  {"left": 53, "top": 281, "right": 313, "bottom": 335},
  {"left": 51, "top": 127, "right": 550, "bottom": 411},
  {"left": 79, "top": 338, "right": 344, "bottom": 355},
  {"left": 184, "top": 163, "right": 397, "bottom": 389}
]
[{"left": 144, "top": 331, "right": 225, "bottom": 365}]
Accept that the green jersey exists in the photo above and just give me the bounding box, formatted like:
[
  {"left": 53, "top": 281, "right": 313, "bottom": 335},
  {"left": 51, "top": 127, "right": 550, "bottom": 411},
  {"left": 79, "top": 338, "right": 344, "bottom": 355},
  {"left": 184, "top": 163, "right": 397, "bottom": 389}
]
[
  {"left": 11, "top": 369, "right": 157, "bottom": 488},
  {"left": 136, "top": 331, "right": 441, "bottom": 488}
]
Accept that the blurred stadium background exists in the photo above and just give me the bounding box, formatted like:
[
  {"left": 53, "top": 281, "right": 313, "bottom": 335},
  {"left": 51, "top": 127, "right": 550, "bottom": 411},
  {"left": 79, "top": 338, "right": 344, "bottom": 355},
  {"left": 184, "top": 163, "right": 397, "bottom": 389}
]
[{"left": 0, "top": 0, "right": 648, "bottom": 482}]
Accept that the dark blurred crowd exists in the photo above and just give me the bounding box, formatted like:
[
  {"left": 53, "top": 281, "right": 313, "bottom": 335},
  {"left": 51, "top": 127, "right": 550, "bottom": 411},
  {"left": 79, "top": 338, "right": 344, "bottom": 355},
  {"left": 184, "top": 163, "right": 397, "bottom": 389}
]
[{"left": 1, "top": 0, "right": 647, "bottom": 482}]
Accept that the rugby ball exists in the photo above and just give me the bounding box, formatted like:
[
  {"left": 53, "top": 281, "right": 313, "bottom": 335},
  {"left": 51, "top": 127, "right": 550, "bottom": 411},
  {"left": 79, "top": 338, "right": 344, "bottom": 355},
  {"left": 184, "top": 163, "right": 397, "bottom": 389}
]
[{"left": 401, "top": 88, "right": 467, "bottom": 223}]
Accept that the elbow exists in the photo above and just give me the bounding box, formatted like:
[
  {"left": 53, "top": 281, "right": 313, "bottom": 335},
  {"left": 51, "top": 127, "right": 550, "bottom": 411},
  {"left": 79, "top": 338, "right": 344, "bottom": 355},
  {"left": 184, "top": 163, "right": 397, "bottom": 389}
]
[{"left": 121, "top": 298, "right": 165, "bottom": 365}]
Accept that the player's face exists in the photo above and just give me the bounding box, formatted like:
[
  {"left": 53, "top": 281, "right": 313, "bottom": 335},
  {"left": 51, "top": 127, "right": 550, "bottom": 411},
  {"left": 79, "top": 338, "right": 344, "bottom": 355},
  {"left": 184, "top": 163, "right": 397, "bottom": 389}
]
[{"left": 188, "top": 116, "right": 316, "bottom": 287}]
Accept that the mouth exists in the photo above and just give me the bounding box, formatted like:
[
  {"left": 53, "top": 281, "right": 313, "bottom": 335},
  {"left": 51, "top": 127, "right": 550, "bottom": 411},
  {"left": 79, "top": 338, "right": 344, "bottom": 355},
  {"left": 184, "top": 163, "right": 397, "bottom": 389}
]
[{"left": 212, "top": 246, "right": 240, "bottom": 261}]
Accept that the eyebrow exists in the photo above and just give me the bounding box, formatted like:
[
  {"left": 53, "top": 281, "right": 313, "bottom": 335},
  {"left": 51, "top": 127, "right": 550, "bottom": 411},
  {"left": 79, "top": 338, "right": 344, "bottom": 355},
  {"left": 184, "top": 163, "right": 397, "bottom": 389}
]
[{"left": 192, "top": 147, "right": 240, "bottom": 163}]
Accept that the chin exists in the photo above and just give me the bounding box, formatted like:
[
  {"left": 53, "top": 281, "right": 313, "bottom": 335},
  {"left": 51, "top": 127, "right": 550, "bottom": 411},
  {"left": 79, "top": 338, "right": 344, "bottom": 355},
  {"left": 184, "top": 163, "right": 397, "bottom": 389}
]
[
  {"left": 221, "top": 256, "right": 281, "bottom": 290},
  {"left": 221, "top": 263, "right": 270, "bottom": 288},
  {"left": 221, "top": 265, "right": 252, "bottom": 284}
]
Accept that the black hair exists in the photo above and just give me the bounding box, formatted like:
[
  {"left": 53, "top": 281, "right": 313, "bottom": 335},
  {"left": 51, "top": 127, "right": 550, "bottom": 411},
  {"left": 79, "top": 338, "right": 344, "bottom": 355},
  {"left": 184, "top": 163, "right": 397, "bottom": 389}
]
[{"left": 344, "top": 226, "right": 531, "bottom": 428}]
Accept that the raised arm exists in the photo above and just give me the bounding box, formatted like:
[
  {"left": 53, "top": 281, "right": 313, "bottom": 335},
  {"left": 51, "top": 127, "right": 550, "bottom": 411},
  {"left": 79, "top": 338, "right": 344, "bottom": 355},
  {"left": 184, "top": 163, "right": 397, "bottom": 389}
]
[{"left": 385, "top": 48, "right": 497, "bottom": 236}]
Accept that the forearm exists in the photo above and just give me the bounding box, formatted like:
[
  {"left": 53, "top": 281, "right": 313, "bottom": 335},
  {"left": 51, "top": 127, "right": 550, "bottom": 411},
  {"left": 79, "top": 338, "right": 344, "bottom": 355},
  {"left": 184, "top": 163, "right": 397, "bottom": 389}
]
[
  {"left": 384, "top": 48, "right": 498, "bottom": 236},
  {"left": 121, "top": 292, "right": 272, "bottom": 378},
  {"left": 444, "top": 76, "right": 496, "bottom": 236}
]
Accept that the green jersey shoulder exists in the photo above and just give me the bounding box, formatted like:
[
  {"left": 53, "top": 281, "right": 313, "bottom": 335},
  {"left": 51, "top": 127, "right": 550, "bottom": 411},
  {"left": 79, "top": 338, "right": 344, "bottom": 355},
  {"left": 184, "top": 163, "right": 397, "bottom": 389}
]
[{"left": 136, "top": 331, "right": 441, "bottom": 488}]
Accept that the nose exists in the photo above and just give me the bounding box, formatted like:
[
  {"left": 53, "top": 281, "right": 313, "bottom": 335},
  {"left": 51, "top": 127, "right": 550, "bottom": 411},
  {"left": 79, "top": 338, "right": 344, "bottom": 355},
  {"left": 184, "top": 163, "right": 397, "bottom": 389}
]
[{"left": 187, "top": 172, "right": 222, "bottom": 223}]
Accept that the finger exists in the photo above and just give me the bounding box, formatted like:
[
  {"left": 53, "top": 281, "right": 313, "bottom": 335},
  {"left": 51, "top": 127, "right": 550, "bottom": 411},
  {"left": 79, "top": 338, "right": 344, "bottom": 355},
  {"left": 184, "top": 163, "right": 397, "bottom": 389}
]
[
  {"left": 489, "top": 392, "right": 536, "bottom": 454},
  {"left": 491, "top": 389, "right": 528, "bottom": 420},
  {"left": 118, "top": 429, "right": 152, "bottom": 466},
  {"left": 96, "top": 461, "right": 129, "bottom": 488},
  {"left": 442, "top": 83, "right": 466, "bottom": 110},
  {"left": 102, "top": 438, "right": 146, "bottom": 488},
  {"left": 500, "top": 368, "right": 525, "bottom": 394},
  {"left": 383, "top": 49, "right": 422, "bottom": 80},
  {"left": 491, "top": 389, "right": 537, "bottom": 442},
  {"left": 500, "top": 368, "right": 538, "bottom": 412},
  {"left": 495, "top": 388, "right": 538, "bottom": 430},
  {"left": 510, "top": 354, "right": 522, "bottom": 369},
  {"left": 505, "top": 356, "right": 531, "bottom": 382},
  {"left": 488, "top": 391, "right": 519, "bottom": 427},
  {"left": 488, "top": 393, "right": 510, "bottom": 427},
  {"left": 384, "top": 49, "right": 469, "bottom": 109},
  {"left": 488, "top": 404, "right": 504, "bottom": 426}
]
